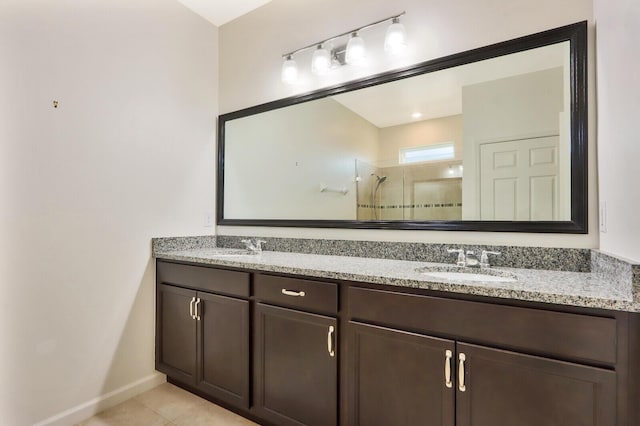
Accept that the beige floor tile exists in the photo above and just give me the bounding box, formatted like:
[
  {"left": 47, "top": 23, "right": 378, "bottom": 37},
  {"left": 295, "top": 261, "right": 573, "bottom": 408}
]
[
  {"left": 134, "top": 382, "right": 207, "bottom": 421},
  {"left": 172, "top": 402, "right": 259, "bottom": 426},
  {"left": 77, "top": 399, "right": 168, "bottom": 426},
  {"left": 78, "top": 382, "right": 260, "bottom": 426}
]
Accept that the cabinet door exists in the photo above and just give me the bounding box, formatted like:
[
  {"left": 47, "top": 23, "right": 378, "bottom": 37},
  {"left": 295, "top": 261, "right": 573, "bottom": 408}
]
[
  {"left": 156, "top": 284, "right": 197, "bottom": 385},
  {"left": 347, "top": 321, "right": 455, "bottom": 426},
  {"left": 196, "top": 292, "right": 250, "bottom": 409},
  {"left": 254, "top": 303, "right": 337, "bottom": 426},
  {"left": 456, "top": 342, "right": 616, "bottom": 426}
]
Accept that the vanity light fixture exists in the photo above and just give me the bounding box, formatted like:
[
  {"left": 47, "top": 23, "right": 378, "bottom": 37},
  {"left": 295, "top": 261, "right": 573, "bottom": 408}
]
[
  {"left": 281, "top": 11, "right": 406, "bottom": 83},
  {"left": 281, "top": 55, "right": 298, "bottom": 84},
  {"left": 384, "top": 17, "right": 407, "bottom": 54},
  {"left": 345, "top": 32, "right": 366, "bottom": 65},
  {"left": 311, "top": 44, "right": 332, "bottom": 76}
]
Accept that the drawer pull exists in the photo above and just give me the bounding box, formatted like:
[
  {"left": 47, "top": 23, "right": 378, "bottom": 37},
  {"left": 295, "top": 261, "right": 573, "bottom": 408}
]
[
  {"left": 444, "top": 350, "right": 453, "bottom": 388},
  {"left": 327, "top": 325, "right": 335, "bottom": 357},
  {"left": 281, "top": 289, "right": 306, "bottom": 297},
  {"left": 458, "top": 353, "right": 466, "bottom": 392},
  {"left": 194, "top": 298, "right": 201, "bottom": 321},
  {"left": 189, "top": 297, "right": 196, "bottom": 319}
]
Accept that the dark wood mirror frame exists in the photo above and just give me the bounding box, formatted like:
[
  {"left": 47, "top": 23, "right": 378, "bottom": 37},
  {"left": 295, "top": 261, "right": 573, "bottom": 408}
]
[{"left": 217, "top": 21, "right": 587, "bottom": 233}]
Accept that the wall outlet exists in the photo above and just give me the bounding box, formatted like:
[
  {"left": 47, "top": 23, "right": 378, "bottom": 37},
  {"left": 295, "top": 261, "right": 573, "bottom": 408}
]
[
  {"left": 599, "top": 201, "right": 607, "bottom": 233},
  {"left": 204, "top": 211, "right": 213, "bottom": 227}
]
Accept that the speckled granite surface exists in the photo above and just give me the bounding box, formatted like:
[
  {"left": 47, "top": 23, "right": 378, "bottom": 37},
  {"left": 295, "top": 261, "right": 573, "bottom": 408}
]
[
  {"left": 152, "top": 236, "right": 217, "bottom": 254},
  {"left": 153, "top": 243, "right": 639, "bottom": 312},
  {"left": 592, "top": 250, "right": 640, "bottom": 296},
  {"left": 215, "top": 236, "right": 591, "bottom": 272}
]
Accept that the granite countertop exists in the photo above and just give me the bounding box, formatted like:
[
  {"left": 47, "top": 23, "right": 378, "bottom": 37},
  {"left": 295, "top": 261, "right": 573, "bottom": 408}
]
[{"left": 153, "top": 247, "right": 639, "bottom": 313}]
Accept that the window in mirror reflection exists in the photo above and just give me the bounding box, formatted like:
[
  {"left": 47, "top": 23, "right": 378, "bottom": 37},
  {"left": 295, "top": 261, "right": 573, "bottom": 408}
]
[{"left": 399, "top": 142, "right": 455, "bottom": 164}]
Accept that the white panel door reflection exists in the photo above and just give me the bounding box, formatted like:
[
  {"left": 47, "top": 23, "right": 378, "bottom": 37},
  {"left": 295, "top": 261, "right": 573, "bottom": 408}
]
[{"left": 480, "top": 136, "right": 560, "bottom": 220}]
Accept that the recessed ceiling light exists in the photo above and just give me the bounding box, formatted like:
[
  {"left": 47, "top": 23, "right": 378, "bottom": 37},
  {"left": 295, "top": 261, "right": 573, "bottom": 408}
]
[{"left": 411, "top": 112, "right": 422, "bottom": 119}]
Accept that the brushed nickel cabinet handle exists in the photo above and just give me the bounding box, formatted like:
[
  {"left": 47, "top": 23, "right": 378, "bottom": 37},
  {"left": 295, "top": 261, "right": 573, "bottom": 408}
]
[
  {"left": 189, "top": 297, "right": 196, "bottom": 319},
  {"left": 281, "top": 289, "right": 306, "bottom": 297},
  {"left": 327, "top": 326, "right": 335, "bottom": 357},
  {"left": 458, "top": 353, "right": 466, "bottom": 392},
  {"left": 445, "top": 350, "right": 453, "bottom": 388},
  {"left": 194, "top": 298, "right": 201, "bottom": 321}
]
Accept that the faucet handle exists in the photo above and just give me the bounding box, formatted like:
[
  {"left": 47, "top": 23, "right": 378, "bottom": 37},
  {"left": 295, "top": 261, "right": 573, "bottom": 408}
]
[
  {"left": 255, "top": 240, "right": 267, "bottom": 251},
  {"left": 447, "top": 248, "right": 466, "bottom": 267},
  {"left": 241, "top": 239, "right": 255, "bottom": 250},
  {"left": 480, "top": 250, "right": 501, "bottom": 268}
]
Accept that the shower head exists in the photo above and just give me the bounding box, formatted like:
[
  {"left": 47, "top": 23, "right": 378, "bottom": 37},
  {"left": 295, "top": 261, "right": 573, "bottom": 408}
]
[{"left": 371, "top": 173, "right": 387, "bottom": 184}]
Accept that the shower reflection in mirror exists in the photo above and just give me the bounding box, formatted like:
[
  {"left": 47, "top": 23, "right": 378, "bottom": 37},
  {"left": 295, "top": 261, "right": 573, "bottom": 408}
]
[{"left": 356, "top": 159, "right": 463, "bottom": 221}]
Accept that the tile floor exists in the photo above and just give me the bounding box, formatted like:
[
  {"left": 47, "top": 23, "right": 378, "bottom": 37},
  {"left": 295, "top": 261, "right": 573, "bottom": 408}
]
[{"left": 76, "top": 382, "right": 259, "bottom": 426}]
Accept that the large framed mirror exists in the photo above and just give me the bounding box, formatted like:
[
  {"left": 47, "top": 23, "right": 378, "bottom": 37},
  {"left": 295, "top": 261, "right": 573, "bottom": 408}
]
[{"left": 217, "top": 21, "right": 587, "bottom": 233}]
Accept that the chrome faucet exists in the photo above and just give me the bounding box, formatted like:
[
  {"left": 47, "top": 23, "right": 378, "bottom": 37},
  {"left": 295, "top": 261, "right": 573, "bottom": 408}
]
[
  {"left": 241, "top": 239, "right": 267, "bottom": 254},
  {"left": 479, "top": 250, "right": 501, "bottom": 268},
  {"left": 447, "top": 248, "right": 466, "bottom": 267},
  {"left": 448, "top": 248, "right": 500, "bottom": 268},
  {"left": 464, "top": 250, "right": 480, "bottom": 267}
]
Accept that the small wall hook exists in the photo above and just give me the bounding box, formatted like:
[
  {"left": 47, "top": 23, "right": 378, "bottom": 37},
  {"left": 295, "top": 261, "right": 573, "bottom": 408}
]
[{"left": 53, "top": 100, "right": 59, "bottom": 108}]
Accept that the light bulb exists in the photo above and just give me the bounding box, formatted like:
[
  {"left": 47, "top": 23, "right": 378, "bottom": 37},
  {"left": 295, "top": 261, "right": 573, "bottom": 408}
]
[
  {"left": 311, "top": 44, "right": 331, "bottom": 76},
  {"left": 345, "top": 32, "right": 366, "bottom": 65},
  {"left": 281, "top": 55, "right": 298, "bottom": 84},
  {"left": 384, "top": 17, "right": 407, "bottom": 54}
]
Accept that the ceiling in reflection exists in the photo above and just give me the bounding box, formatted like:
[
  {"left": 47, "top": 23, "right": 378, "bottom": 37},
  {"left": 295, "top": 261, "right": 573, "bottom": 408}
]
[{"left": 332, "top": 42, "right": 567, "bottom": 128}]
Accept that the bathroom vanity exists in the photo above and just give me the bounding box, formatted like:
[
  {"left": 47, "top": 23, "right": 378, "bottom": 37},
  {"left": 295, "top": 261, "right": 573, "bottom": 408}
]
[
  {"left": 153, "top": 19, "right": 637, "bottom": 426},
  {"left": 154, "top": 246, "right": 640, "bottom": 426}
]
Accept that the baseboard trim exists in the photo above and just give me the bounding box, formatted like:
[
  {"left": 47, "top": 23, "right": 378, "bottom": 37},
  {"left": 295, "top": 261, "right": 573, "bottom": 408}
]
[{"left": 33, "top": 372, "right": 166, "bottom": 426}]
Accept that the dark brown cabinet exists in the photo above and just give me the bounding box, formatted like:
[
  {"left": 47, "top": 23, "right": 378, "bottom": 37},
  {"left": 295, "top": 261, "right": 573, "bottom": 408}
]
[
  {"left": 156, "top": 282, "right": 249, "bottom": 409},
  {"left": 156, "top": 284, "right": 197, "bottom": 385},
  {"left": 348, "top": 321, "right": 455, "bottom": 426},
  {"left": 347, "top": 286, "right": 620, "bottom": 426},
  {"left": 347, "top": 321, "right": 616, "bottom": 426},
  {"left": 156, "top": 261, "right": 637, "bottom": 426},
  {"left": 196, "top": 291, "right": 249, "bottom": 408},
  {"left": 456, "top": 343, "right": 616, "bottom": 426},
  {"left": 254, "top": 303, "right": 338, "bottom": 426}
]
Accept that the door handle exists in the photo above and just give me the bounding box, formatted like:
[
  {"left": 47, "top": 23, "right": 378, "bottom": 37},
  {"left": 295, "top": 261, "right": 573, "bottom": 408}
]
[
  {"left": 194, "top": 298, "right": 201, "bottom": 321},
  {"left": 281, "top": 289, "right": 306, "bottom": 297},
  {"left": 458, "top": 353, "right": 466, "bottom": 392},
  {"left": 189, "top": 297, "right": 196, "bottom": 319},
  {"left": 327, "top": 326, "right": 335, "bottom": 357},
  {"left": 444, "top": 350, "right": 453, "bottom": 388}
]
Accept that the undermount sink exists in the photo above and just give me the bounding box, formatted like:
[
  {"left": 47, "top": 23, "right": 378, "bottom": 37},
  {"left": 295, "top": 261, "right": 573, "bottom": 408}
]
[
  {"left": 206, "top": 248, "right": 258, "bottom": 257},
  {"left": 416, "top": 265, "right": 518, "bottom": 283}
]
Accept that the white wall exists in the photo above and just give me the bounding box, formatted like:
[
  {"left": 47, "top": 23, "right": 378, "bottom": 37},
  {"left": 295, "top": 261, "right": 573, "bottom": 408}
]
[
  {"left": 0, "top": 1, "right": 218, "bottom": 424},
  {"left": 377, "top": 115, "right": 463, "bottom": 166},
  {"left": 218, "top": 0, "right": 597, "bottom": 247},
  {"left": 594, "top": 0, "right": 640, "bottom": 262},
  {"left": 225, "top": 98, "right": 378, "bottom": 220}
]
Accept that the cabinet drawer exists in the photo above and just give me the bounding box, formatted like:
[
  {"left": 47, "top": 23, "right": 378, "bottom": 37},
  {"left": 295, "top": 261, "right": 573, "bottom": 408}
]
[
  {"left": 157, "top": 261, "right": 249, "bottom": 297},
  {"left": 348, "top": 287, "right": 617, "bottom": 365},
  {"left": 254, "top": 273, "right": 338, "bottom": 314}
]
